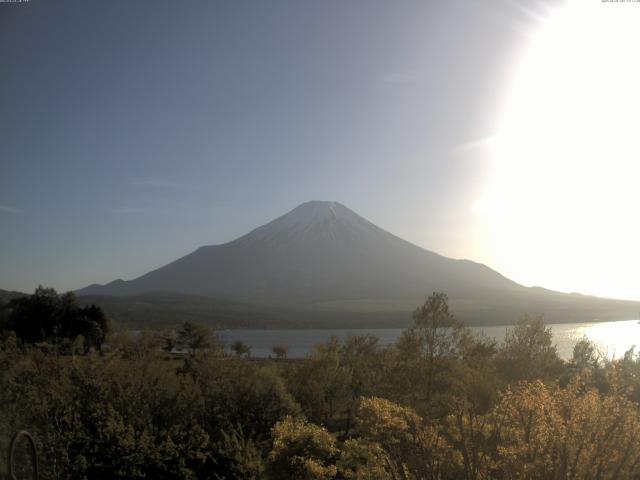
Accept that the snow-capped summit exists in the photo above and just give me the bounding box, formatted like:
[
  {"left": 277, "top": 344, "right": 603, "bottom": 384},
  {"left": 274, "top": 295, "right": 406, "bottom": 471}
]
[{"left": 235, "top": 201, "right": 388, "bottom": 245}]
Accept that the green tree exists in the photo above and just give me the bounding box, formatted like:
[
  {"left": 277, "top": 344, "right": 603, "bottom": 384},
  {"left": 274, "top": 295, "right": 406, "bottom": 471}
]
[
  {"left": 185, "top": 356, "right": 300, "bottom": 440},
  {"left": 175, "top": 321, "right": 218, "bottom": 355},
  {"left": 231, "top": 340, "right": 252, "bottom": 358},
  {"left": 355, "top": 397, "right": 461, "bottom": 479},
  {"left": 412, "top": 292, "right": 464, "bottom": 359},
  {"left": 453, "top": 330, "right": 502, "bottom": 413},
  {"left": 489, "top": 379, "right": 640, "bottom": 479},
  {"left": 0, "top": 297, "right": 9, "bottom": 330},
  {"left": 3, "top": 287, "right": 108, "bottom": 351},
  {"left": 337, "top": 438, "right": 391, "bottom": 480},
  {"left": 339, "top": 335, "right": 385, "bottom": 435},
  {"left": 212, "top": 425, "right": 266, "bottom": 479},
  {"left": 267, "top": 416, "right": 338, "bottom": 480},
  {"left": 498, "top": 315, "right": 563, "bottom": 382},
  {"left": 76, "top": 303, "right": 109, "bottom": 352},
  {"left": 5, "top": 286, "right": 62, "bottom": 343},
  {"left": 571, "top": 337, "right": 601, "bottom": 371},
  {"left": 383, "top": 293, "right": 466, "bottom": 417},
  {"left": 287, "top": 337, "right": 351, "bottom": 429}
]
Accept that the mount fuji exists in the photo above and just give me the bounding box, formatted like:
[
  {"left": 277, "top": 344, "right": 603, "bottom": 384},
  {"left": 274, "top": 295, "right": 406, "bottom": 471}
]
[{"left": 77, "top": 201, "right": 640, "bottom": 326}]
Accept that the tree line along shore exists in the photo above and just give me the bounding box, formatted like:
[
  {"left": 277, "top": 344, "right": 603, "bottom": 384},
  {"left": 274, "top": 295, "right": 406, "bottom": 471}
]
[{"left": 2, "top": 288, "right": 640, "bottom": 479}]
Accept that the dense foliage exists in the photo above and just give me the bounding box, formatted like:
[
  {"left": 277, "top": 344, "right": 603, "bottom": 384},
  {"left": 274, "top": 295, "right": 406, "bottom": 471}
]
[
  {"left": 0, "top": 287, "right": 108, "bottom": 353},
  {"left": 2, "top": 291, "right": 640, "bottom": 479}
]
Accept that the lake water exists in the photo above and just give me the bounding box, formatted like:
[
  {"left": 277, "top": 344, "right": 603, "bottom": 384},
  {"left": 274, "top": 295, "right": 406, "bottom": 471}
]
[{"left": 218, "top": 319, "right": 640, "bottom": 360}]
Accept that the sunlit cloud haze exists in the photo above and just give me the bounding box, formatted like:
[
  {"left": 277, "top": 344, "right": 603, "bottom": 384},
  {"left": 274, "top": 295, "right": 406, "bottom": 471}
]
[
  {"left": 0, "top": 205, "right": 23, "bottom": 214},
  {"left": 1, "top": 0, "right": 638, "bottom": 301},
  {"left": 130, "top": 179, "right": 182, "bottom": 188},
  {"left": 473, "top": 0, "right": 640, "bottom": 300}
]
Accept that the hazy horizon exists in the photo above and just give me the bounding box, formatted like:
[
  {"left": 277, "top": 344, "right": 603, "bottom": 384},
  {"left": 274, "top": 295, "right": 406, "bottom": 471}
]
[{"left": 2, "top": 0, "right": 639, "bottom": 302}]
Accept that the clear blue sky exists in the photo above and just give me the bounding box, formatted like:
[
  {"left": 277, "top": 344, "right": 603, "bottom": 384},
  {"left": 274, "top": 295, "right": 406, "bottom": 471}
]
[{"left": 0, "top": 0, "right": 557, "bottom": 293}]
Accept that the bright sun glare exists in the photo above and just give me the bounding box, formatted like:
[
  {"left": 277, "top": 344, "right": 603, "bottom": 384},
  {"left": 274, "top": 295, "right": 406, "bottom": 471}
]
[{"left": 475, "top": 0, "right": 640, "bottom": 300}]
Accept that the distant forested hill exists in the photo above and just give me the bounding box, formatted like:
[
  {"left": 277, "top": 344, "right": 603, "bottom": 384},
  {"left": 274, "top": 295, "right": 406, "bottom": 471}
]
[
  {"left": 5, "top": 286, "right": 639, "bottom": 330},
  {"left": 0, "top": 288, "right": 27, "bottom": 303},
  {"left": 78, "top": 289, "right": 640, "bottom": 330},
  {"left": 76, "top": 292, "right": 413, "bottom": 329}
]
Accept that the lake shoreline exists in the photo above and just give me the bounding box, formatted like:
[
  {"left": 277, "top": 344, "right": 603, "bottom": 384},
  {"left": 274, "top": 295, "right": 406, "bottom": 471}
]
[{"left": 211, "top": 319, "right": 640, "bottom": 361}]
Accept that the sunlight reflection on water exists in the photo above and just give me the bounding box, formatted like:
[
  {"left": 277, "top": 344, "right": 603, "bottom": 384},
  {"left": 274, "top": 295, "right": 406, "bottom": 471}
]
[
  {"left": 219, "top": 320, "right": 640, "bottom": 360},
  {"left": 552, "top": 320, "right": 640, "bottom": 360},
  {"left": 474, "top": 320, "right": 640, "bottom": 361}
]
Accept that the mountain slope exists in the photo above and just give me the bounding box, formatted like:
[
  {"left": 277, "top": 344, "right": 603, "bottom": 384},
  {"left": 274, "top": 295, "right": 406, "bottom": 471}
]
[
  {"left": 77, "top": 201, "right": 521, "bottom": 301},
  {"left": 77, "top": 201, "right": 640, "bottom": 325}
]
